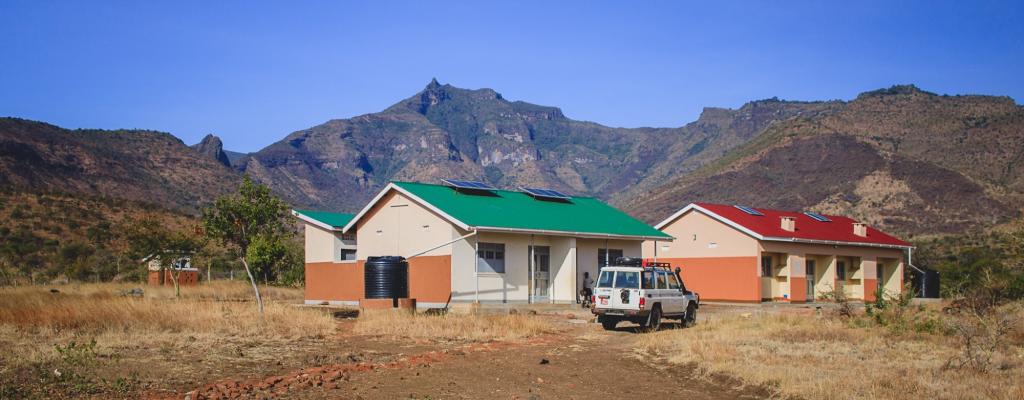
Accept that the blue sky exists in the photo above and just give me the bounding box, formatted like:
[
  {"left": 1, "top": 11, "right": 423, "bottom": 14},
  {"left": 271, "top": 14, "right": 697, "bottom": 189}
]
[{"left": 1, "top": 1, "right": 1021, "bottom": 152}]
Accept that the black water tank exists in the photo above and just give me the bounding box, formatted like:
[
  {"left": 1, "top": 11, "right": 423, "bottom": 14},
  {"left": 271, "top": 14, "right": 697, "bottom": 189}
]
[
  {"left": 911, "top": 268, "right": 941, "bottom": 298},
  {"left": 364, "top": 256, "right": 409, "bottom": 300}
]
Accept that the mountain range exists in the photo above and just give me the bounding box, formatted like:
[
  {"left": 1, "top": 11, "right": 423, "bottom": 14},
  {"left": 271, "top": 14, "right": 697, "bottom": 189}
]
[{"left": 2, "top": 81, "right": 1021, "bottom": 237}]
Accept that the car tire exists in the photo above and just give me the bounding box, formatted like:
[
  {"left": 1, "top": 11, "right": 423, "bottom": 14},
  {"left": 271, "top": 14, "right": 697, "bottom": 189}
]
[
  {"left": 683, "top": 302, "right": 697, "bottom": 328},
  {"left": 600, "top": 316, "right": 618, "bottom": 331},
  {"left": 644, "top": 306, "right": 662, "bottom": 332}
]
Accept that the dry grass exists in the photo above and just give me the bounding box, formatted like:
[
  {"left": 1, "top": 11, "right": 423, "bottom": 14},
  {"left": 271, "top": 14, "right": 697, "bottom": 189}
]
[
  {"left": 354, "top": 310, "right": 554, "bottom": 342},
  {"left": 0, "top": 282, "right": 335, "bottom": 386},
  {"left": 637, "top": 311, "right": 1024, "bottom": 400}
]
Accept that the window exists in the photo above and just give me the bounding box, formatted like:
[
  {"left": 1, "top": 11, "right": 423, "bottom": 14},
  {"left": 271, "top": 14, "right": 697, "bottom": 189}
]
[
  {"left": 655, "top": 271, "right": 668, "bottom": 289},
  {"left": 667, "top": 272, "right": 681, "bottom": 290},
  {"left": 837, "top": 261, "right": 847, "bottom": 280},
  {"left": 341, "top": 232, "right": 356, "bottom": 242},
  {"left": 642, "top": 271, "right": 655, "bottom": 289},
  {"left": 613, "top": 271, "right": 639, "bottom": 289},
  {"left": 598, "top": 249, "right": 624, "bottom": 269},
  {"left": 597, "top": 270, "right": 614, "bottom": 288},
  {"left": 476, "top": 242, "right": 505, "bottom": 273},
  {"left": 761, "top": 255, "right": 773, "bottom": 277},
  {"left": 339, "top": 249, "right": 356, "bottom": 261}
]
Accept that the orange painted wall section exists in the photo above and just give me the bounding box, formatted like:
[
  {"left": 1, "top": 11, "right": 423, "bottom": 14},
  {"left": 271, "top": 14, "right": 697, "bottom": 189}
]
[
  {"left": 863, "top": 279, "right": 878, "bottom": 302},
  {"left": 408, "top": 255, "right": 452, "bottom": 303},
  {"left": 305, "top": 261, "right": 365, "bottom": 301},
  {"left": 660, "top": 257, "right": 760, "bottom": 302},
  {"left": 147, "top": 270, "right": 199, "bottom": 286},
  {"left": 789, "top": 277, "right": 807, "bottom": 303}
]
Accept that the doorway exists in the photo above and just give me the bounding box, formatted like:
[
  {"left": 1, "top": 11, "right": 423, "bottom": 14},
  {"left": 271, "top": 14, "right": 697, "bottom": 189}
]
[
  {"left": 530, "top": 246, "right": 551, "bottom": 303},
  {"left": 806, "top": 259, "right": 816, "bottom": 301}
]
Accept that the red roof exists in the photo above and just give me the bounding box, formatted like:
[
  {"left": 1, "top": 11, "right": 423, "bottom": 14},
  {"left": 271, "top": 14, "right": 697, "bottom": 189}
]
[{"left": 680, "top": 202, "right": 911, "bottom": 248}]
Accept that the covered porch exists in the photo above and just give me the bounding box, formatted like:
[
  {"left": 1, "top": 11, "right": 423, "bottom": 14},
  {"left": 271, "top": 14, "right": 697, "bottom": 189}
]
[{"left": 759, "top": 245, "right": 905, "bottom": 303}]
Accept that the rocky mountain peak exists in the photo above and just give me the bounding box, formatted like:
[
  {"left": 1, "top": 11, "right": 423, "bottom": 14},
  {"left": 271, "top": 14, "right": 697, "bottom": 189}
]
[
  {"left": 191, "top": 134, "right": 231, "bottom": 167},
  {"left": 856, "top": 84, "right": 936, "bottom": 100}
]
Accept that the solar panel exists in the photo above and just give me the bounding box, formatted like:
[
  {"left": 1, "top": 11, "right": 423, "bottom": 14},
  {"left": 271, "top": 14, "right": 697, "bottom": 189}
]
[
  {"left": 520, "top": 187, "right": 571, "bottom": 200},
  {"left": 733, "top": 205, "right": 764, "bottom": 216},
  {"left": 442, "top": 179, "right": 496, "bottom": 191},
  {"left": 804, "top": 211, "right": 832, "bottom": 222}
]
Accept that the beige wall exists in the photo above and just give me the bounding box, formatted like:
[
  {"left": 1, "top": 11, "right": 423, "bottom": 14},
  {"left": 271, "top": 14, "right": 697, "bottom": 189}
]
[
  {"left": 449, "top": 232, "right": 642, "bottom": 304},
  {"left": 577, "top": 238, "right": 642, "bottom": 288},
  {"left": 643, "top": 210, "right": 759, "bottom": 259},
  {"left": 355, "top": 191, "right": 456, "bottom": 260},
  {"left": 304, "top": 224, "right": 357, "bottom": 263},
  {"left": 450, "top": 231, "right": 586, "bottom": 303}
]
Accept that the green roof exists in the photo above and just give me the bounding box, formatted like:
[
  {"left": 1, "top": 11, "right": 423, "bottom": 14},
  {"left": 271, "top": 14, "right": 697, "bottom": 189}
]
[
  {"left": 293, "top": 209, "right": 355, "bottom": 230},
  {"left": 390, "top": 181, "right": 671, "bottom": 240}
]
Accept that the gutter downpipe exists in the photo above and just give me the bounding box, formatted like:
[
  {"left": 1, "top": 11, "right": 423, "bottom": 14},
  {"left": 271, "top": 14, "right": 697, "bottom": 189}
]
[
  {"left": 406, "top": 231, "right": 478, "bottom": 259},
  {"left": 474, "top": 229, "right": 480, "bottom": 304},
  {"left": 906, "top": 247, "right": 926, "bottom": 298},
  {"left": 653, "top": 240, "right": 658, "bottom": 264}
]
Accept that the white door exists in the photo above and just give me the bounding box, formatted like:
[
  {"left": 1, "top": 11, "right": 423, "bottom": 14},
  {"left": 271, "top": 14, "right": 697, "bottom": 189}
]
[{"left": 664, "top": 270, "right": 685, "bottom": 314}]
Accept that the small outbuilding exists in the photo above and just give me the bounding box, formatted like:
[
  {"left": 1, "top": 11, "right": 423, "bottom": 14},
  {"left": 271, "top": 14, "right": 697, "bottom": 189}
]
[
  {"left": 642, "top": 203, "right": 913, "bottom": 303},
  {"left": 144, "top": 253, "right": 199, "bottom": 286},
  {"left": 294, "top": 180, "right": 672, "bottom": 307}
]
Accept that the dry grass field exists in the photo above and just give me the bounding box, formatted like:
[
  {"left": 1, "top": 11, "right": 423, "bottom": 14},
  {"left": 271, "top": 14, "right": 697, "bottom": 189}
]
[
  {"left": 637, "top": 305, "right": 1024, "bottom": 400},
  {"left": 355, "top": 309, "right": 555, "bottom": 342},
  {"left": 0, "top": 282, "right": 558, "bottom": 399},
  {"left": 0, "top": 281, "right": 336, "bottom": 398}
]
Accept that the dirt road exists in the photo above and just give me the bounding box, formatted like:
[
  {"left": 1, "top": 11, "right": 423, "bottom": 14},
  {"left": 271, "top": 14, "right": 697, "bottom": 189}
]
[{"left": 177, "top": 310, "right": 770, "bottom": 400}]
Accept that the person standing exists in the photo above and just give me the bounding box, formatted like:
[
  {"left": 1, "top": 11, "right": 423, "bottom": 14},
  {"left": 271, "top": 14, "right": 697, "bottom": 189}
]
[{"left": 580, "top": 271, "right": 594, "bottom": 306}]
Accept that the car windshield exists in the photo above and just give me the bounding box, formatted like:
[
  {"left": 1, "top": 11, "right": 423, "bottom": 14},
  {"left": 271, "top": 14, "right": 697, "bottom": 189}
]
[
  {"left": 613, "top": 271, "right": 639, "bottom": 289},
  {"left": 597, "top": 270, "right": 614, "bottom": 287}
]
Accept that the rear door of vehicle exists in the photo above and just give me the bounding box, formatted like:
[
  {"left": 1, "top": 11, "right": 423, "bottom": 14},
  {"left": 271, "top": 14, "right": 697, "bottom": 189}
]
[{"left": 603, "top": 270, "right": 641, "bottom": 313}]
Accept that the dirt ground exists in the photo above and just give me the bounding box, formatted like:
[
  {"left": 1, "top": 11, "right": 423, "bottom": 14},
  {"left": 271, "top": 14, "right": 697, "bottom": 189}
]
[{"left": 154, "top": 306, "right": 772, "bottom": 400}]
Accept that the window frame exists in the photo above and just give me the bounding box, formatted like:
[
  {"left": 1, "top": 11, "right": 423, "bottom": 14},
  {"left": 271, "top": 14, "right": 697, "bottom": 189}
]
[
  {"left": 476, "top": 242, "right": 506, "bottom": 274},
  {"left": 338, "top": 249, "right": 357, "bottom": 262}
]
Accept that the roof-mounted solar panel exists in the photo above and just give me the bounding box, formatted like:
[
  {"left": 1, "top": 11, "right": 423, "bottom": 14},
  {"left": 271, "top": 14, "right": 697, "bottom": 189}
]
[
  {"left": 442, "top": 179, "right": 496, "bottom": 191},
  {"left": 804, "top": 211, "right": 832, "bottom": 222},
  {"left": 733, "top": 205, "right": 764, "bottom": 216},
  {"left": 521, "top": 187, "right": 571, "bottom": 200}
]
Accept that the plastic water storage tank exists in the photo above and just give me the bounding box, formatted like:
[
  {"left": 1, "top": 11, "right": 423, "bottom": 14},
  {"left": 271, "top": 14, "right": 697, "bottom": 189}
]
[{"left": 364, "top": 256, "right": 409, "bottom": 305}]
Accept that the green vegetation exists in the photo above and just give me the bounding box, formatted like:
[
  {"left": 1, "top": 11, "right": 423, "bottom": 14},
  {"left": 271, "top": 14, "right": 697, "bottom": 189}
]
[
  {"left": 915, "top": 228, "right": 1024, "bottom": 299},
  {"left": 0, "top": 186, "right": 302, "bottom": 289},
  {"left": 203, "top": 176, "right": 293, "bottom": 315}
]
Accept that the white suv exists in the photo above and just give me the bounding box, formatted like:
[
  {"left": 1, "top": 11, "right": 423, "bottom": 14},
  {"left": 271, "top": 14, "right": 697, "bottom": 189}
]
[{"left": 591, "top": 258, "right": 699, "bottom": 331}]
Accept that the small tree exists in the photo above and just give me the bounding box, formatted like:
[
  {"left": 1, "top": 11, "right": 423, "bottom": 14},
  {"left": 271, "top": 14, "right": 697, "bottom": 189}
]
[
  {"left": 202, "top": 177, "right": 287, "bottom": 316},
  {"left": 247, "top": 233, "right": 289, "bottom": 285}
]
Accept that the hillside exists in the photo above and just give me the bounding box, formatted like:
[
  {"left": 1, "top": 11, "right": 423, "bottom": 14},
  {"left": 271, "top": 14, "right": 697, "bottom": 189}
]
[
  {"left": 238, "top": 79, "right": 824, "bottom": 212},
  {"left": 625, "top": 86, "right": 1024, "bottom": 236},
  {"left": 0, "top": 118, "right": 242, "bottom": 212}
]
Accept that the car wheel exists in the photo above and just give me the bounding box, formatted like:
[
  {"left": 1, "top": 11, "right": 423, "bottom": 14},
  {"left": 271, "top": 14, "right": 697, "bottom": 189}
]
[
  {"left": 684, "top": 302, "right": 697, "bottom": 327},
  {"left": 644, "top": 306, "right": 662, "bottom": 332},
  {"left": 600, "top": 316, "right": 618, "bottom": 331}
]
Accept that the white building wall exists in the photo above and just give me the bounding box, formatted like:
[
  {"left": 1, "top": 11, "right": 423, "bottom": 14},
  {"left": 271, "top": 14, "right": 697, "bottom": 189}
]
[{"left": 355, "top": 191, "right": 456, "bottom": 260}]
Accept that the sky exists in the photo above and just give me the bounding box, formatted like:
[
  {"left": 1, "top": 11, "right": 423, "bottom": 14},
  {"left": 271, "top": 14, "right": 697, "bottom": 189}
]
[{"left": 1, "top": 1, "right": 1022, "bottom": 152}]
